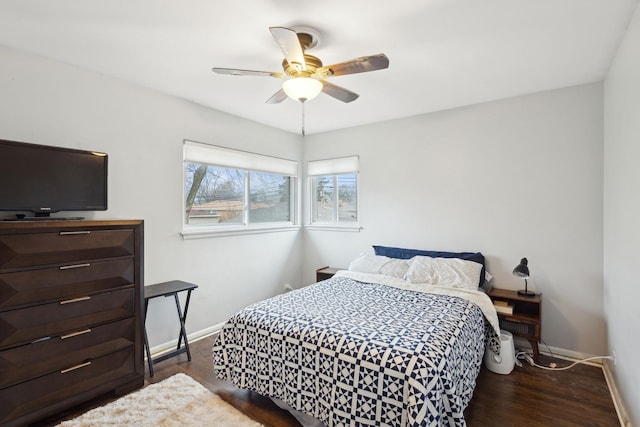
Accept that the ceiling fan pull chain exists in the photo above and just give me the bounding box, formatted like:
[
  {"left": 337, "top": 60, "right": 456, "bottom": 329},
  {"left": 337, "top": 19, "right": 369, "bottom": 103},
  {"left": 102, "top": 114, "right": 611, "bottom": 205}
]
[{"left": 301, "top": 102, "right": 306, "bottom": 136}]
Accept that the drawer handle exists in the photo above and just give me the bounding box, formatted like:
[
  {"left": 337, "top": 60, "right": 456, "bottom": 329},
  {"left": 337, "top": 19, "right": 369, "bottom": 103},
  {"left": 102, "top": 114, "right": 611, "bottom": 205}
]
[
  {"left": 59, "top": 263, "right": 91, "bottom": 270},
  {"left": 61, "top": 329, "right": 92, "bottom": 340},
  {"left": 61, "top": 361, "right": 91, "bottom": 374},
  {"left": 60, "top": 296, "right": 91, "bottom": 305},
  {"left": 59, "top": 231, "right": 91, "bottom": 235}
]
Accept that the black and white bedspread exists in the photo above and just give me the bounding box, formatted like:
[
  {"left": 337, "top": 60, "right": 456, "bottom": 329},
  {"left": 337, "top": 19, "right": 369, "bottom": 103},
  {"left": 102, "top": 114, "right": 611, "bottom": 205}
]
[{"left": 212, "top": 271, "right": 500, "bottom": 427}]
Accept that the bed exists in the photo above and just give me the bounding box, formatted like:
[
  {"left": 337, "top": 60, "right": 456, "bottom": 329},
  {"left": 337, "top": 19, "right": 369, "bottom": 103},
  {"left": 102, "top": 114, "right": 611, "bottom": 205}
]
[{"left": 213, "top": 248, "right": 500, "bottom": 426}]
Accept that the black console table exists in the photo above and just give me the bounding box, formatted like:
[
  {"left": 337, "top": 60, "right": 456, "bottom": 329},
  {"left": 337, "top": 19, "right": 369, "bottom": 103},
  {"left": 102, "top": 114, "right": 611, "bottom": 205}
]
[{"left": 143, "top": 280, "right": 198, "bottom": 377}]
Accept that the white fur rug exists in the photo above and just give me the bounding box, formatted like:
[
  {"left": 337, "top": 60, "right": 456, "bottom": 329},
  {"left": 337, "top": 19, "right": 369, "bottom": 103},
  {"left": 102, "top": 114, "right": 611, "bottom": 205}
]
[{"left": 56, "top": 373, "right": 263, "bottom": 426}]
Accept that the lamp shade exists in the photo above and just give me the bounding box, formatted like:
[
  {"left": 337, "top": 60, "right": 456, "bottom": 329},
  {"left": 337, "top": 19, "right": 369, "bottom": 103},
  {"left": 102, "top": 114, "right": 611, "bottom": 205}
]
[
  {"left": 282, "top": 77, "right": 322, "bottom": 102},
  {"left": 513, "top": 258, "right": 530, "bottom": 278}
]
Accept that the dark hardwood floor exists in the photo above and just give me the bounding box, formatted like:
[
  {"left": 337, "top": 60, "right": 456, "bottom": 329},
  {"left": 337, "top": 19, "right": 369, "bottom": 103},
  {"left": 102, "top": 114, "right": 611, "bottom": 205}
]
[{"left": 35, "top": 335, "right": 620, "bottom": 426}]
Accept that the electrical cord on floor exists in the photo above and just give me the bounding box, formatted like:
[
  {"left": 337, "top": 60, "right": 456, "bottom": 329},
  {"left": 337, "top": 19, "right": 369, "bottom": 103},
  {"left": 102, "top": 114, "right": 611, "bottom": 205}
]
[
  {"left": 515, "top": 350, "right": 614, "bottom": 371},
  {"left": 533, "top": 355, "right": 615, "bottom": 371},
  {"left": 540, "top": 338, "right": 555, "bottom": 359},
  {"left": 514, "top": 351, "right": 526, "bottom": 368}
]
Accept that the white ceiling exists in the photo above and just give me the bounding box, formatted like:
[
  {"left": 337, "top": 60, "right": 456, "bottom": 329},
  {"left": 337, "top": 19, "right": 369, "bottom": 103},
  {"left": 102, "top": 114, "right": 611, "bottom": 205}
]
[{"left": 0, "top": 0, "right": 637, "bottom": 135}]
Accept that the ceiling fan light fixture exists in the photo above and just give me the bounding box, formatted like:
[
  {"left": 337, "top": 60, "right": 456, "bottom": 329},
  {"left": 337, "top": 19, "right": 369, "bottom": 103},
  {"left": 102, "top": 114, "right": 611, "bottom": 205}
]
[{"left": 282, "top": 77, "right": 322, "bottom": 102}]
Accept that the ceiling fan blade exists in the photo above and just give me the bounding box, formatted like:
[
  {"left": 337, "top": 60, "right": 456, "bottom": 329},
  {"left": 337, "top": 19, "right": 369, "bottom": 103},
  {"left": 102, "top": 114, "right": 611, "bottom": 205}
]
[
  {"left": 269, "top": 26, "right": 306, "bottom": 72},
  {"left": 266, "top": 88, "right": 288, "bottom": 104},
  {"left": 320, "top": 80, "right": 359, "bottom": 103},
  {"left": 316, "top": 53, "right": 389, "bottom": 77},
  {"left": 212, "top": 67, "right": 284, "bottom": 78}
]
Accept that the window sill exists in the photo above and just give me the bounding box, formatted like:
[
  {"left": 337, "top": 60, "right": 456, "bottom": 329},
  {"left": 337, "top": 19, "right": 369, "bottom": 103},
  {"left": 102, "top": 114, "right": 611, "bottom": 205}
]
[
  {"left": 181, "top": 224, "right": 300, "bottom": 239},
  {"left": 305, "top": 224, "right": 362, "bottom": 233}
]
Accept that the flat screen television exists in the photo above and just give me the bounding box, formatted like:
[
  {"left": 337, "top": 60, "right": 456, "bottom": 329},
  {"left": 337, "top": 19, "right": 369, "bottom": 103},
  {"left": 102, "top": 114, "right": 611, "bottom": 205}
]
[{"left": 0, "top": 139, "right": 108, "bottom": 219}]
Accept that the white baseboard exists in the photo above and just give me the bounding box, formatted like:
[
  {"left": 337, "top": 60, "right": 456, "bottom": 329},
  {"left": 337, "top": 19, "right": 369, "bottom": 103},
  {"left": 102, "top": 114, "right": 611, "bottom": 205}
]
[
  {"left": 603, "top": 362, "right": 632, "bottom": 427},
  {"left": 541, "top": 345, "right": 607, "bottom": 366},
  {"left": 513, "top": 338, "right": 606, "bottom": 367},
  {"left": 147, "top": 321, "right": 226, "bottom": 359}
]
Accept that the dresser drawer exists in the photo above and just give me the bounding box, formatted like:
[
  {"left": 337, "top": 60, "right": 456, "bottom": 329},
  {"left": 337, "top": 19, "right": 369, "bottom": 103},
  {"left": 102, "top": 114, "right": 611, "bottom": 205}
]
[
  {"left": 0, "top": 287, "right": 134, "bottom": 349},
  {"left": 0, "top": 317, "right": 136, "bottom": 388},
  {"left": 0, "top": 229, "right": 135, "bottom": 269},
  {"left": 0, "top": 346, "right": 136, "bottom": 425},
  {"left": 0, "top": 258, "right": 134, "bottom": 309}
]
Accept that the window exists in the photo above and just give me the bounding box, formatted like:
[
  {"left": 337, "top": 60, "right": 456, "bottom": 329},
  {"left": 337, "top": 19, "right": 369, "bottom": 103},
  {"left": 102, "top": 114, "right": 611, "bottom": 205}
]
[
  {"left": 183, "top": 140, "right": 298, "bottom": 233},
  {"left": 308, "top": 156, "right": 359, "bottom": 226},
  {"left": 249, "top": 171, "right": 292, "bottom": 224}
]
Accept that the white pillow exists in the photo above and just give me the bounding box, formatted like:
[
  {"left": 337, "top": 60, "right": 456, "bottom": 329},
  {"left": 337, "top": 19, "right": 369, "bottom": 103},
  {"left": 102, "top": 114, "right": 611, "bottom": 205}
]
[
  {"left": 348, "top": 253, "right": 391, "bottom": 274},
  {"left": 378, "top": 258, "right": 410, "bottom": 279},
  {"left": 348, "top": 253, "right": 410, "bottom": 279},
  {"left": 404, "top": 256, "right": 483, "bottom": 290}
]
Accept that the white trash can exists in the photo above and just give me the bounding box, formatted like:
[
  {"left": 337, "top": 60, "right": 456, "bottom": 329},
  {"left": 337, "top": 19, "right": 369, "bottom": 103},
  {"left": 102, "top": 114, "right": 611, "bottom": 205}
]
[{"left": 484, "top": 329, "right": 516, "bottom": 374}]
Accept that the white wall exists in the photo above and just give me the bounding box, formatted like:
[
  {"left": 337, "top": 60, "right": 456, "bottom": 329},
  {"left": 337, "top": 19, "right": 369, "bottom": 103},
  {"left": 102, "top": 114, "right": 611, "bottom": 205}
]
[
  {"left": 604, "top": 3, "right": 640, "bottom": 425},
  {"left": 304, "top": 84, "right": 605, "bottom": 356},
  {"left": 0, "top": 45, "right": 303, "bottom": 348}
]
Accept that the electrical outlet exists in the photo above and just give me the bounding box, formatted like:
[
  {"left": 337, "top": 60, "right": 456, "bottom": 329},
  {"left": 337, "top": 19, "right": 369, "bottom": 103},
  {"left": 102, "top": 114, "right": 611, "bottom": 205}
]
[
  {"left": 612, "top": 350, "right": 616, "bottom": 366},
  {"left": 283, "top": 283, "right": 293, "bottom": 292}
]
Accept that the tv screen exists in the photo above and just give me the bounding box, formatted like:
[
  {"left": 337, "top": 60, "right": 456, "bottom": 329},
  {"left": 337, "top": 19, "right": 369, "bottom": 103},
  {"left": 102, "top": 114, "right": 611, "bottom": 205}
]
[{"left": 0, "top": 139, "right": 108, "bottom": 217}]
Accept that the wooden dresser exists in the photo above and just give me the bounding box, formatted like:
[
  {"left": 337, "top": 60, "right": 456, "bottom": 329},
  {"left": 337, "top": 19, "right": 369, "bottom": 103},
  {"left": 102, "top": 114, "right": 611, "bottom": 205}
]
[{"left": 0, "top": 219, "right": 144, "bottom": 426}]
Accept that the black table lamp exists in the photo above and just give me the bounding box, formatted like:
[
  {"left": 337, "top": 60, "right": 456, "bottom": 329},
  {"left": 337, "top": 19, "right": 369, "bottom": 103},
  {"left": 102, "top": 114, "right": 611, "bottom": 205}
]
[{"left": 513, "top": 257, "right": 535, "bottom": 297}]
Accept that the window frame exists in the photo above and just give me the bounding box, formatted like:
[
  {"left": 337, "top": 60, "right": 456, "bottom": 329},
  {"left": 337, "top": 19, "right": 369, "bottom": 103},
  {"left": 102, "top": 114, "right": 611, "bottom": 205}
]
[
  {"left": 182, "top": 140, "right": 299, "bottom": 238},
  {"left": 307, "top": 156, "right": 361, "bottom": 231}
]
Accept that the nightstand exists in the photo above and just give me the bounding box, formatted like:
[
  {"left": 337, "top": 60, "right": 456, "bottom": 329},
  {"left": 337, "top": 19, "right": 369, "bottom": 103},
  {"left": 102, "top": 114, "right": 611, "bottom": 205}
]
[
  {"left": 488, "top": 287, "right": 542, "bottom": 361},
  {"left": 316, "top": 266, "right": 341, "bottom": 282}
]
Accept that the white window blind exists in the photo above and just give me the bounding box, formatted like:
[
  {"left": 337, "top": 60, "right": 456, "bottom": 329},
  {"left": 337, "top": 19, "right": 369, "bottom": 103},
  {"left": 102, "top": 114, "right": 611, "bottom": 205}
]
[
  {"left": 307, "top": 156, "right": 359, "bottom": 176},
  {"left": 184, "top": 140, "right": 298, "bottom": 177}
]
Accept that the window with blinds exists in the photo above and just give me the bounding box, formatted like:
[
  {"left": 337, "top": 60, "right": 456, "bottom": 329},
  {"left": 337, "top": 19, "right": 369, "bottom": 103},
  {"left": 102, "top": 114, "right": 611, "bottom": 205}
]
[
  {"left": 183, "top": 140, "right": 298, "bottom": 231},
  {"left": 308, "top": 156, "right": 359, "bottom": 226}
]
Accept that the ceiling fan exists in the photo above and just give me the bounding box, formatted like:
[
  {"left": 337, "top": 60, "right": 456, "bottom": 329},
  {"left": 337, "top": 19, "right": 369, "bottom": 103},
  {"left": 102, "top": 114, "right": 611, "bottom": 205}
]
[{"left": 212, "top": 26, "right": 390, "bottom": 104}]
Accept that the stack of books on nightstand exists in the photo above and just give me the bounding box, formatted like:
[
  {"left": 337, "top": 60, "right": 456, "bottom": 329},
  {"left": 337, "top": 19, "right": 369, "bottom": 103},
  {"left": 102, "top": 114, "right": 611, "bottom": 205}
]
[{"left": 493, "top": 300, "right": 514, "bottom": 315}]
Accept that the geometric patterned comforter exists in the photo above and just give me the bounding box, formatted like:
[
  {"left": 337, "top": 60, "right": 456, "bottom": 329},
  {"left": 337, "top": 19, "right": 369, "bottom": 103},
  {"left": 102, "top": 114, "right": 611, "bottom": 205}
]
[{"left": 213, "top": 273, "right": 499, "bottom": 426}]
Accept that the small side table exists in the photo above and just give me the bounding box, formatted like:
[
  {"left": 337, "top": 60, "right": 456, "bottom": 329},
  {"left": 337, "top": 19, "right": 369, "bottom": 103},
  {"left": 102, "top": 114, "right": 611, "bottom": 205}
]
[
  {"left": 316, "top": 266, "right": 341, "bottom": 282},
  {"left": 144, "top": 280, "right": 198, "bottom": 377},
  {"left": 488, "top": 287, "right": 542, "bottom": 361}
]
